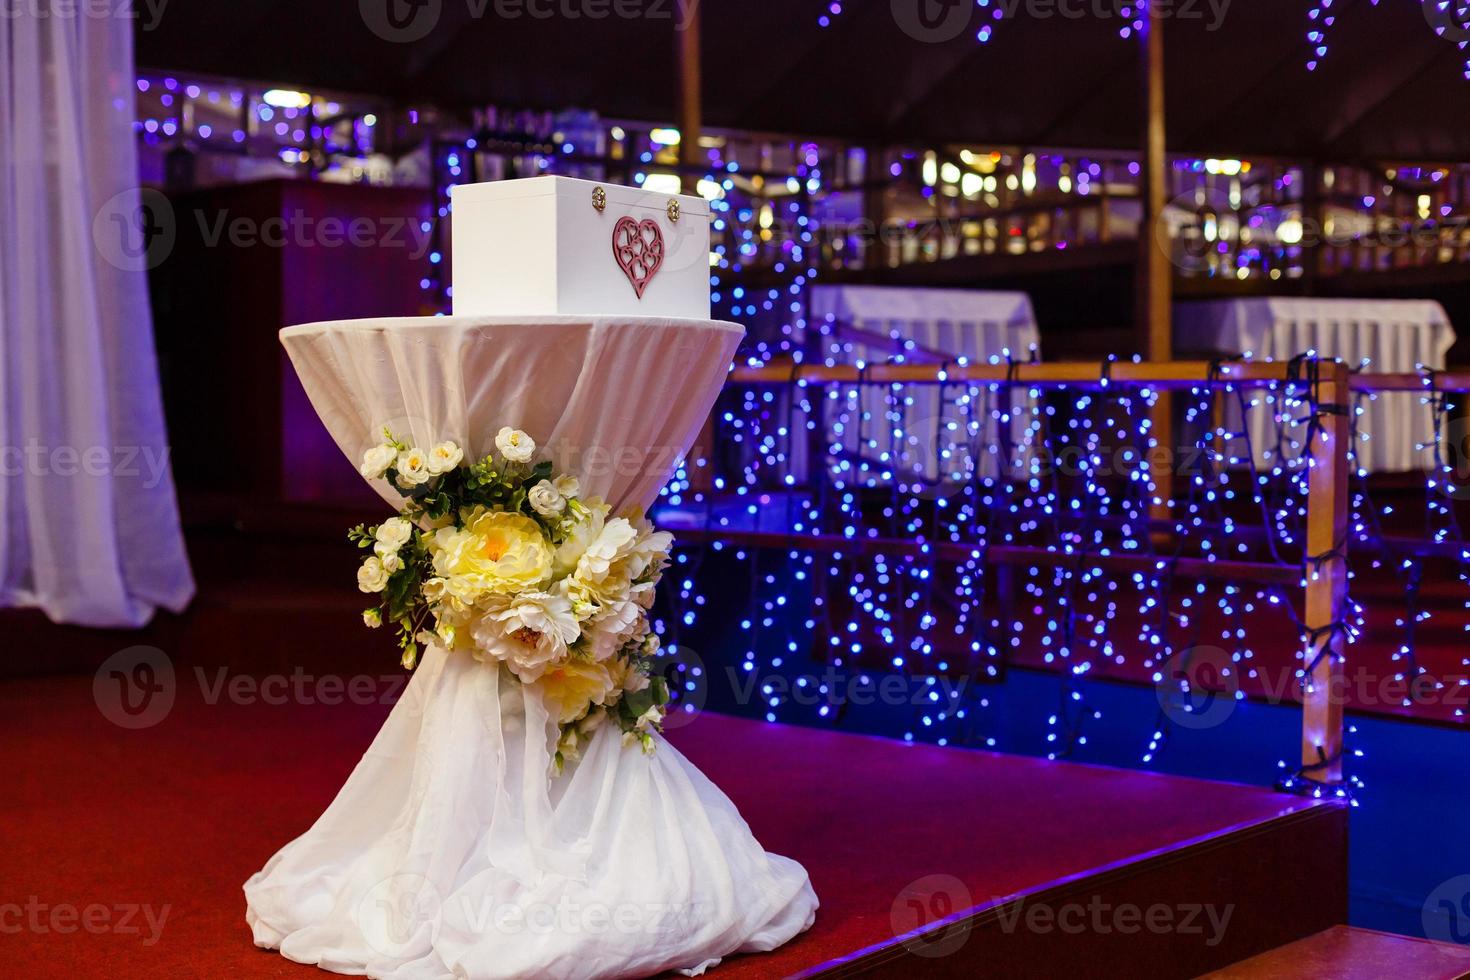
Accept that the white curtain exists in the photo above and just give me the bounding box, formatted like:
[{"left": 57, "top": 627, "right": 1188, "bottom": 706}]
[{"left": 0, "top": 11, "right": 193, "bottom": 625}]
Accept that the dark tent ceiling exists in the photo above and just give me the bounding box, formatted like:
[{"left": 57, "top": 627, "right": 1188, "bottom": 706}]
[{"left": 136, "top": 0, "right": 1470, "bottom": 160}]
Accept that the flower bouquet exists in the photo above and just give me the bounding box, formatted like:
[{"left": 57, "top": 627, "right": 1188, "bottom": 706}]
[{"left": 352, "top": 426, "right": 673, "bottom": 771}]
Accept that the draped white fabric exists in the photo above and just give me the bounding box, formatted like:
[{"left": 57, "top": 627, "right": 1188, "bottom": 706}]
[
  {"left": 807, "top": 285, "right": 1042, "bottom": 483},
  {"left": 0, "top": 10, "right": 194, "bottom": 625},
  {"left": 248, "top": 315, "right": 817, "bottom": 978},
  {"left": 1175, "top": 298, "right": 1457, "bottom": 473}
]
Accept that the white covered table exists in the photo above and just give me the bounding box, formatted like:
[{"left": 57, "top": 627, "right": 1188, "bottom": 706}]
[
  {"left": 1175, "top": 298, "right": 1456, "bottom": 473},
  {"left": 802, "top": 285, "right": 1042, "bottom": 483},
  {"left": 245, "top": 315, "right": 817, "bottom": 979}
]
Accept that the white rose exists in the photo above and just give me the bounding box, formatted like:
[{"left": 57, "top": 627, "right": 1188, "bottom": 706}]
[
  {"left": 357, "top": 556, "right": 390, "bottom": 593},
  {"left": 496, "top": 427, "right": 536, "bottom": 463},
  {"left": 362, "top": 608, "right": 382, "bottom": 628},
  {"left": 426, "top": 440, "right": 464, "bottom": 475},
  {"left": 378, "top": 550, "right": 403, "bottom": 574},
  {"left": 396, "top": 448, "right": 432, "bottom": 486},
  {"left": 528, "top": 479, "right": 566, "bottom": 517},
  {"left": 359, "top": 443, "right": 397, "bottom": 479},
  {"left": 375, "top": 517, "right": 414, "bottom": 550},
  {"left": 552, "top": 474, "right": 580, "bottom": 499}
]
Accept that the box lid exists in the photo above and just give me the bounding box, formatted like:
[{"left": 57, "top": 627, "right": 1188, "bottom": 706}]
[{"left": 449, "top": 174, "right": 710, "bottom": 218}]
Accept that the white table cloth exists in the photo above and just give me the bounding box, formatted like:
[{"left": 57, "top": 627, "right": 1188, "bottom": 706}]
[
  {"left": 1175, "top": 298, "right": 1456, "bottom": 473},
  {"left": 246, "top": 315, "right": 817, "bottom": 979},
  {"left": 799, "top": 285, "right": 1041, "bottom": 484}
]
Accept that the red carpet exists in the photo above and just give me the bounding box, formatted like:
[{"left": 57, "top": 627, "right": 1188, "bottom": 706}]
[{"left": 2, "top": 672, "right": 1331, "bottom": 977}]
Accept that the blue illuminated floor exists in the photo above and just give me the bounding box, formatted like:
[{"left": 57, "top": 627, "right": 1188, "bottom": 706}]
[{"left": 697, "top": 662, "right": 1470, "bottom": 942}]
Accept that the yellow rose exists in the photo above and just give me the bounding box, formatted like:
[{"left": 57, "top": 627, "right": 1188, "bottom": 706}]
[
  {"left": 536, "top": 660, "right": 615, "bottom": 725},
  {"left": 429, "top": 508, "right": 553, "bottom": 600}
]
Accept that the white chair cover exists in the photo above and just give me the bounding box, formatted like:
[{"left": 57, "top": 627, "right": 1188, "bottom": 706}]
[
  {"left": 804, "top": 285, "right": 1042, "bottom": 484},
  {"left": 1175, "top": 298, "right": 1456, "bottom": 473}
]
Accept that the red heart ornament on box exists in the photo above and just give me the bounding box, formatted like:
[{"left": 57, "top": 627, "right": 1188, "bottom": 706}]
[{"left": 611, "top": 216, "right": 664, "bottom": 299}]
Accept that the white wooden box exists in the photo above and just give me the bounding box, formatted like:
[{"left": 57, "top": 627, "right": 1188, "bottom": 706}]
[{"left": 450, "top": 175, "right": 711, "bottom": 319}]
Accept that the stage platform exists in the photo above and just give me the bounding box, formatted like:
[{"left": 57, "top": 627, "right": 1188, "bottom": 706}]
[{"left": 3, "top": 672, "right": 1359, "bottom": 979}]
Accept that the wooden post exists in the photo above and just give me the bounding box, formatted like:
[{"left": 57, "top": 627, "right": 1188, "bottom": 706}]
[
  {"left": 1137, "top": 1, "right": 1174, "bottom": 529},
  {"left": 675, "top": 4, "right": 702, "bottom": 195},
  {"left": 1302, "top": 361, "right": 1349, "bottom": 784}
]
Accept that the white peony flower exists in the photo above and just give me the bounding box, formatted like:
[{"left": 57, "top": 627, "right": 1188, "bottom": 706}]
[
  {"left": 552, "top": 474, "right": 580, "bottom": 499},
  {"left": 528, "top": 479, "right": 566, "bottom": 517},
  {"left": 396, "top": 448, "right": 432, "bottom": 486},
  {"left": 357, "top": 556, "right": 390, "bottom": 593},
  {"left": 426, "top": 440, "right": 464, "bottom": 475},
  {"left": 375, "top": 517, "right": 414, "bottom": 551},
  {"left": 469, "top": 591, "right": 581, "bottom": 682},
  {"left": 496, "top": 426, "right": 536, "bottom": 463},
  {"left": 379, "top": 550, "right": 403, "bottom": 574},
  {"left": 572, "top": 518, "right": 639, "bottom": 593},
  {"left": 359, "top": 443, "right": 397, "bottom": 479},
  {"left": 581, "top": 597, "right": 647, "bottom": 662},
  {"left": 552, "top": 499, "right": 610, "bottom": 578}
]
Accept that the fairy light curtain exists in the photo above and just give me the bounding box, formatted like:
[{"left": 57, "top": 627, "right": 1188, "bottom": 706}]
[
  {"left": 0, "top": 10, "right": 194, "bottom": 625},
  {"left": 660, "top": 355, "right": 1388, "bottom": 798}
]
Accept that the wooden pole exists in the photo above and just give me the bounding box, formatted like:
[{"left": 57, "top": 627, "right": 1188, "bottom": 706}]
[
  {"left": 1137, "top": 3, "right": 1170, "bottom": 358},
  {"left": 675, "top": 4, "right": 702, "bottom": 195},
  {"left": 1302, "top": 361, "right": 1349, "bottom": 784},
  {"left": 1137, "top": 0, "right": 1175, "bottom": 536}
]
